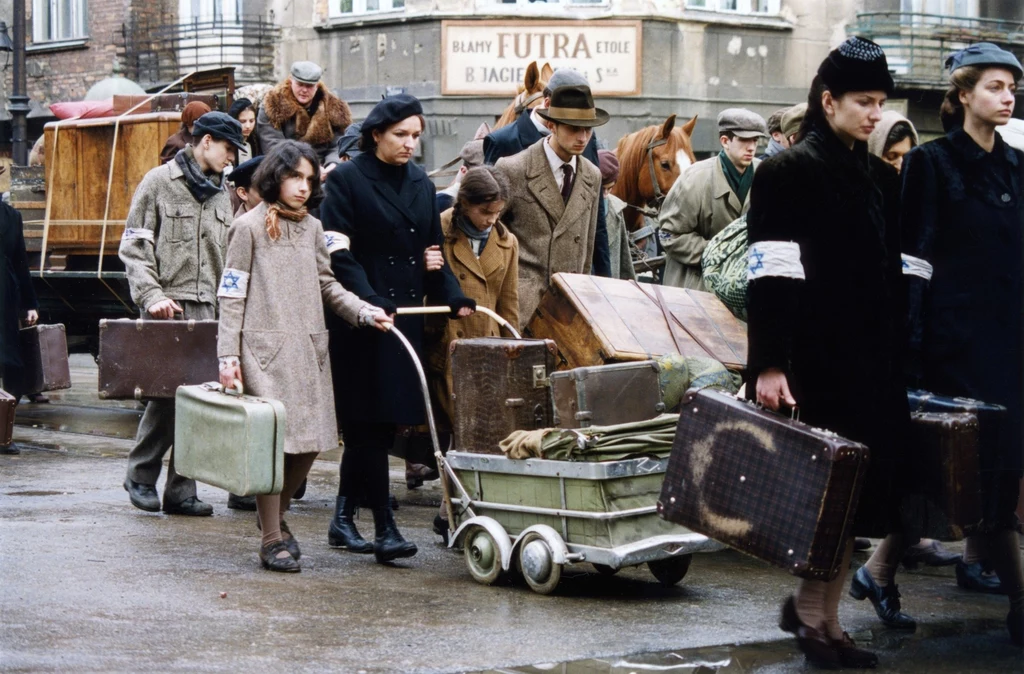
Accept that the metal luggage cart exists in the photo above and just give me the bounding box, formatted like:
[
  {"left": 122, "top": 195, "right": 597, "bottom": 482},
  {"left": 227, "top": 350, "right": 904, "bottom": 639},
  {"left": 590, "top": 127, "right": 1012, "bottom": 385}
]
[{"left": 389, "top": 307, "right": 725, "bottom": 595}]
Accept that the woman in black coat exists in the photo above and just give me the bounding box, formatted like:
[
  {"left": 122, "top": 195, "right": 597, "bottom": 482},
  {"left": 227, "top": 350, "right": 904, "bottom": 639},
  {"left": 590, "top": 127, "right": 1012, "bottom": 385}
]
[
  {"left": 321, "top": 94, "right": 474, "bottom": 564},
  {"left": 746, "top": 37, "right": 909, "bottom": 668},
  {"left": 900, "top": 43, "right": 1024, "bottom": 647},
  {"left": 1, "top": 198, "right": 39, "bottom": 454}
]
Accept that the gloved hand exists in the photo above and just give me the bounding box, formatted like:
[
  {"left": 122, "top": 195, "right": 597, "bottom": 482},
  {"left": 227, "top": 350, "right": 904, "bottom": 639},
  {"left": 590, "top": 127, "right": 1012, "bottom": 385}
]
[
  {"left": 366, "top": 295, "right": 398, "bottom": 317},
  {"left": 449, "top": 296, "right": 477, "bottom": 319}
]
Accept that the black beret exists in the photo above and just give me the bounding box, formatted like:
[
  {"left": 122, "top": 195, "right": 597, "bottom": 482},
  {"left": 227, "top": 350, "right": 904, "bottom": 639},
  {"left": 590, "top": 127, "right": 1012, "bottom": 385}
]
[
  {"left": 361, "top": 94, "right": 423, "bottom": 134},
  {"left": 228, "top": 97, "right": 254, "bottom": 119},
  {"left": 230, "top": 155, "right": 263, "bottom": 188},
  {"left": 192, "top": 111, "right": 247, "bottom": 151},
  {"left": 818, "top": 36, "right": 894, "bottom": 97}
]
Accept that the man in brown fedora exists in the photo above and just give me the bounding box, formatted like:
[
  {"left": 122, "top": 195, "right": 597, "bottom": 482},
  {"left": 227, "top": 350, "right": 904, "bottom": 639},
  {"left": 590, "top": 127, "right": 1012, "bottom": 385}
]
[{"left": 496, "top": 84, "right": 608, "bottom": 328}]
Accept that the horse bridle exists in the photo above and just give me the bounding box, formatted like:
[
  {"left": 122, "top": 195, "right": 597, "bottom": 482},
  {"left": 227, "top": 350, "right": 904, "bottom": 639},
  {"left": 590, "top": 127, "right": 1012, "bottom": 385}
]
[
  {"left": 513, "top": 91, "right": 544, "bottom": 115},
  {"left": 623, "top": 135, "right": 669, "bottom": 220}
]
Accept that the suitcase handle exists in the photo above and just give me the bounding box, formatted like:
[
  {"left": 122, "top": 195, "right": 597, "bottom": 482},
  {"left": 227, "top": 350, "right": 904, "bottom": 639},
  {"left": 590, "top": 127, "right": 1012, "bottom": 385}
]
[
  {"left": 224, "top": 379, "right": 244, "bottom": 397},
  {"left": 395, "top": 306, "right": 522, "bottom": 340}
]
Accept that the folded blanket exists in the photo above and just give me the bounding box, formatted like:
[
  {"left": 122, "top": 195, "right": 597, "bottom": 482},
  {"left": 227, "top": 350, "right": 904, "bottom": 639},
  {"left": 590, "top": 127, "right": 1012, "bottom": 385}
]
[{"left": 499, "top": 414, "right": 681, "bottom": 461}]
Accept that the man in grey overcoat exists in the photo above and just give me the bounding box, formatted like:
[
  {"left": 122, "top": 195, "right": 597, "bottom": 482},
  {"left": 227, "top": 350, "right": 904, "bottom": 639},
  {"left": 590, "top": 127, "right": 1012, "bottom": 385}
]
[
  {"left": 119, "top": 112, "right": 246, "bottom": 516},
  {"left": 496, "top": 84, "right": 607, "bottom": 328}
]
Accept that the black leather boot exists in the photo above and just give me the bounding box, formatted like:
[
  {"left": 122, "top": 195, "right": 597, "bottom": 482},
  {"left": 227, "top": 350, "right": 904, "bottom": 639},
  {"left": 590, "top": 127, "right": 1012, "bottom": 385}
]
[
  {"left": 373, "top": 505, "right": 417, "bottom": 564},
  {"left": 328, "top": 495, "right": 373, "bottom": 553}
]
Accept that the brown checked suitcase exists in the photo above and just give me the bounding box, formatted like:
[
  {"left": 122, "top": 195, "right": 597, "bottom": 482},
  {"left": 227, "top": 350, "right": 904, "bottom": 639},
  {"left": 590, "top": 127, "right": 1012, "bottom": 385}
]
[
  {"left": 904, "top": 412, "right": 982, "bottom": 541},
  {"left": 550, "top": 360, "right": 665, "bottom": 428},
  {"left": 98, "top": 318, "right": 219, "bottom": 400},
  {"left": 112, "top": 93, "right": 221, "bottom": 115},
  {"left": 659, "top": 388, "right": 870, "bottom": 580},
  {"left": 450, "top": 337, "right": 556, "bottom": 454},
  {"left": 0, "top": 388, "right": 15, "bottom": 445},
  {"left": 19, "top": 324, "right": 72, "bottom": 392},
  {"left": 525, "top": 273, "right": 747, "bottom": 372}
]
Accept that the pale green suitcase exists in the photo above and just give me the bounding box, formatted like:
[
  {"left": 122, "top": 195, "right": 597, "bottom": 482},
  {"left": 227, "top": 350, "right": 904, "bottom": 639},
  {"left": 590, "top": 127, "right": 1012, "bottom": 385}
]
[{"left": 174, "top": 382, "right": 286, "bottom": 495}]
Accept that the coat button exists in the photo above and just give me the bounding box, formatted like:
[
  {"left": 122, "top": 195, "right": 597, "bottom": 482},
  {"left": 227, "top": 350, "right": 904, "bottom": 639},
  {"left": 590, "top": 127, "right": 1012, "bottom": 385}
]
[
  {"left": 409, "top": 228, "right": 416, "bottom": 233},
  {"left": 574, "top": 235, "right": 581, "bottom": 243},
  {"left": 409, "top": 256, "right": 415, "bottom": 264},
  {"left": 388, "top": 288, "right": 395, "bottom": 297},
  {"left": 1002, "top": 193, "right": 1012, "bottom": 203},
  {"left": 460, "top": 273, "right": 466, "bottom": 280}
]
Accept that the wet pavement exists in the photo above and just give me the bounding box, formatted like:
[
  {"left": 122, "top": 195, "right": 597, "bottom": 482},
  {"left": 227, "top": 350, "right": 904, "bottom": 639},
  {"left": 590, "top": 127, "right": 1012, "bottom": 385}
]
[{"left": 2, "top": 357, "right": 1023, "bottom": 672}]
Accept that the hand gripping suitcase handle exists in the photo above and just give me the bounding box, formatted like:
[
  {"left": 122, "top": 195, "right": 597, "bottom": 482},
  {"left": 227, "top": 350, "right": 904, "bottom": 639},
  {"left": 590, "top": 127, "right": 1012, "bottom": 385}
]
[
  {"left": 203, "top": 379, "right": 245, "bottom": 396},
  {"left": 395, "top": 306, "right": 522, "bottom": 339}
]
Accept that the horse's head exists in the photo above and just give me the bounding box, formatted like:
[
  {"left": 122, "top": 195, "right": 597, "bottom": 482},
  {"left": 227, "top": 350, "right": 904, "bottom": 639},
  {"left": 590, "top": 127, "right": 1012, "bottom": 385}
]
[
  {"left": 494, "top": 62, "right": 553, "bottom": 129},
  {"left": 643, "top": 114, "right": 698, "bottom": 201}
]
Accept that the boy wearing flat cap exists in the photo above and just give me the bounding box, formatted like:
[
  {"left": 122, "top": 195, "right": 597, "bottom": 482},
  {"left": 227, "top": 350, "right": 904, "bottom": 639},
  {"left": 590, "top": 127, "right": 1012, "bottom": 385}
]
[
  {"left": 119, "top": 111, "right": 246, "bottom": 517},
  {"left": 496, "top": 84, "right": 608, "bottom": 327},
  {"left": 258, "top": 60, "right": 353, "bottom": 181},
  {"left": 659, "top": 107, "right": 767, "bottom": 290}
]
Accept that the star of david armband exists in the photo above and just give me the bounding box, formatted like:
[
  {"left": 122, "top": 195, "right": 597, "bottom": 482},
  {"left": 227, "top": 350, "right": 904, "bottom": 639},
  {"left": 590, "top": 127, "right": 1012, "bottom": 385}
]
[
  {"left": 217, "top": 268, "right": 250, "bottom": 299},
  {"left": 324, "top": 231, "right": 350, "bottom": 254},
  {"left": 900, "top": 253, "right": 933, "bottom": 281},
  {"left": 747, "top": 241, "right": 805, "bottom": 281}
]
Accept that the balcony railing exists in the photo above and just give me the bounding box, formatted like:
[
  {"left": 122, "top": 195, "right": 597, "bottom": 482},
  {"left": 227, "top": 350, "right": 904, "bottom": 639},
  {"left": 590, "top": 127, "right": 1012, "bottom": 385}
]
[
  {"left": 125, "top": 17, "right": 280, "bottom": 88},
  {"left": 849, "top": 12, "right": 1024, "bottom": 89}
]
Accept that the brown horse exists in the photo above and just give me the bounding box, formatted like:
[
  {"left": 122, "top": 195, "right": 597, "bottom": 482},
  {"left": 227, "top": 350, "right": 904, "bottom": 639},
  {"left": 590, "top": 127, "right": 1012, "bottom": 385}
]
[
  {"left": 611, "top": 114, "right": 698, "bottom": 234},
  {"left": 493, "top": 61, "right": 553, "bottom": 130}
]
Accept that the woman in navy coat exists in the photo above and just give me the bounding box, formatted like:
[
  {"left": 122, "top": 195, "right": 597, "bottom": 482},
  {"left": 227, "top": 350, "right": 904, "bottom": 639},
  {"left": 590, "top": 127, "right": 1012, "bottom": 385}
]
[
  {"left": 900, "top": 43, "right": 1024, "bottom": 646},
  {"left": 321, "top": 94, "right": 474, "bottom": 564}
]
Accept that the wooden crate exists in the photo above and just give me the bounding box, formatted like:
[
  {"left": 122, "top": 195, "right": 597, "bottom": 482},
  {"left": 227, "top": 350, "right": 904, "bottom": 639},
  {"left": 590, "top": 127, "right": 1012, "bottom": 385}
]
[{"left": 42, "top": 113, "right": 182, "bottom": 251}]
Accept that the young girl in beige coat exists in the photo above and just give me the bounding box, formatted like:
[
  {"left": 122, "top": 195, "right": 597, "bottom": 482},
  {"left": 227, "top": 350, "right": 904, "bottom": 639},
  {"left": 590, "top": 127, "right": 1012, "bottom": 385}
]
[{"left": 217, "top": 140, "right": 391, "bottom": 572}]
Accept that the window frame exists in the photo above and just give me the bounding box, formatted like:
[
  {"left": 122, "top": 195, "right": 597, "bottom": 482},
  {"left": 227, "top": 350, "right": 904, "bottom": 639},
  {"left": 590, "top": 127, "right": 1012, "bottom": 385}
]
[
  {"left": 686, "top": 0, "right": 780, "bottom": 14},
  {"left": 32, "top": 0, "right": 89, "bottom": 44},
  {"left": 329, "top": 0, "right": 406, "bottom": 18}
]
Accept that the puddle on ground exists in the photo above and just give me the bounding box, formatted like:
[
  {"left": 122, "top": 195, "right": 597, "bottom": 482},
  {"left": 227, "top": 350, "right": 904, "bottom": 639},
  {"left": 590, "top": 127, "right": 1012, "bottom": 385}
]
[{"left": 5, "top": 490, "right": 70, "bottom": 497}]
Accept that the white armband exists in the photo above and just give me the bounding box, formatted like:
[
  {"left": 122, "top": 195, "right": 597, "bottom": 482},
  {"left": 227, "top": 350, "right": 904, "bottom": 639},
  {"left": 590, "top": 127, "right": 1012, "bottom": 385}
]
[
  {"left": 217, "top": 268, "right": 250, "bottom": 299},
  {"left": 325, "top": 231, "right": 350, "bottom": 254},
  {"left": 747, "top": 241, "right": 805, "bottom": 281},
  {"left": 901, "top": 254, "right": 933, "bottom": 281},
  {"left": 122, "top": 227, "right": 155, "bottom": 242}
]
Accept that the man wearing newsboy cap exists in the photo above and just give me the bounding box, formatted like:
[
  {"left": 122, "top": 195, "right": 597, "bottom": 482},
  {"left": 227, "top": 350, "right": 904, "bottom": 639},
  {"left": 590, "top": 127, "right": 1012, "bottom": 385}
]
[
  {"left": 258, "top": 60, "right": 353, "bottom": 181},
  {"left": 659, "top": 107, "right": 767, "bottom": 290},
  {"left": 496, "top": 84, "right": 609, "bottom": 327}
]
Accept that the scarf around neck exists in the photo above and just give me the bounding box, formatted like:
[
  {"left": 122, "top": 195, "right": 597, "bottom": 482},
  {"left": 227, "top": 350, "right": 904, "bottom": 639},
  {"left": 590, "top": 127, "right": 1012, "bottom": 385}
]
[
  {"left": 455, "top": 212, "right": 490, "bottom": 257},
  {"left": 264, "top": 202, "right": 308, "bottom": 242},
  {"left": 719, "top": 150, "right": 755, "bottom": 206},
  {"left": 175, "top": 146, "right": 224, "bottom": 203}
]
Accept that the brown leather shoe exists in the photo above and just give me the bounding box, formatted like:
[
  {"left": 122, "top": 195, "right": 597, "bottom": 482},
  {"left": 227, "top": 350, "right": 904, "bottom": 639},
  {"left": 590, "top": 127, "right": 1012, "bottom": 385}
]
[
  {"left": 779, "top": 596, "right": 841, "bottom": 669},
  {"left": 259, "top": 541, "right": 300, "bottom": 573},
  {"left": 831, "top": 632, "right": 878, "bottom": 668}
]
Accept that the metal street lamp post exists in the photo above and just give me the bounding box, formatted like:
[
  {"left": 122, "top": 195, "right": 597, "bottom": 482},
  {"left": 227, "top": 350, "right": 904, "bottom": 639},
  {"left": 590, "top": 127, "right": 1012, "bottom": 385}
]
[{"left": 8, "top": 0, "right": 30, "bottom": 166}]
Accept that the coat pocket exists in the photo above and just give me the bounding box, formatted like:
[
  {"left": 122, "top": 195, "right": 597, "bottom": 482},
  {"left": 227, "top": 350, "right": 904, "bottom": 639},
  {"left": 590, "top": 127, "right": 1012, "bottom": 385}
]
[
  {"left": 244, "top": 330, "right": 287, "bottom": 371},
  {"left": 159, "top": 203, "right": 199, "bottom": 243},
  {"left": 310, "top": 330, "right": 330, "bottom": 371}
]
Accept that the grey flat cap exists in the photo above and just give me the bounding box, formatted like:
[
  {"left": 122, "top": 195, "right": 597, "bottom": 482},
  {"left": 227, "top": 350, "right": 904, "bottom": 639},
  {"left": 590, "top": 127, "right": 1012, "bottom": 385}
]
[
  {"left": 717, "top": 108, "right": 768, "bottom": 139},
  {"left": 545, "top": 68, "right": 589, "bottom": 93},
  {"left": 290, "top": 61, "right": 323, "bottom": 84}
]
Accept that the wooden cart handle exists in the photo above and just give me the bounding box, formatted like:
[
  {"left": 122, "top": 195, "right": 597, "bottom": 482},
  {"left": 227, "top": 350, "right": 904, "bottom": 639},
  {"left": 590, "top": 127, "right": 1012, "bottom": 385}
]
[{"left": 395, "top": 306, "right": 522, "bottom": 339}]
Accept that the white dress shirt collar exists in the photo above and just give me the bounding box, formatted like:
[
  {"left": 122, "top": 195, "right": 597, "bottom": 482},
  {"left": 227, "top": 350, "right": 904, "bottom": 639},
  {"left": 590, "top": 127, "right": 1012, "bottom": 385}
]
[
  {"left": 530, "top": 106, "right": 552, "bottom": 136},
  {"left": 543, "top": 136, "right": 577, "bottom": 190}
]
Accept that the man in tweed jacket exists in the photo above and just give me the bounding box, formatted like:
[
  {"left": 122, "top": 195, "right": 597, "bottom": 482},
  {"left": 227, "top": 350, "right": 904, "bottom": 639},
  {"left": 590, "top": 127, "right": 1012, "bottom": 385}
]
[{"left": 119, "top": 112, "right": 245, "bottom": 516}]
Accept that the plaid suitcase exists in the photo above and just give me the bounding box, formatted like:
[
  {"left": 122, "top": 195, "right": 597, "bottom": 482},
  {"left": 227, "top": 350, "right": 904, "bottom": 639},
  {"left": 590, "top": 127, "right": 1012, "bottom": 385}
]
[
  {"left": 19, "top": 324, "right": 72, "bottom": 392},
  {"left": 659, "top": 388, "right": 869, "bottom": 580},
  {"left": 450, "top": 337, "right": 556, "bottom": 454},
  {"left": 550, "top": 360, "right": 665, "bottom": 428},
  {"left": 0, "top": 388, "right": 14, "bottom": 446},
  {"left": 905, "top": 412, "right": 982, "bottom": 541},
  {"left": 98, "top": 318, "right": 219, "bottom": 399}
]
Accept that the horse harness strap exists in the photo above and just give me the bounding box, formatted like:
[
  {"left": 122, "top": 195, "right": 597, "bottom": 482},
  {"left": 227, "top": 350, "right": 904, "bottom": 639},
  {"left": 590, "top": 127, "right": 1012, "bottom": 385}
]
[
  {"left": 646, "top": 136, "right": 669, "bottom": 205},
  {"left": 514, "top": 91, "right": 544, "bottom": 115}
]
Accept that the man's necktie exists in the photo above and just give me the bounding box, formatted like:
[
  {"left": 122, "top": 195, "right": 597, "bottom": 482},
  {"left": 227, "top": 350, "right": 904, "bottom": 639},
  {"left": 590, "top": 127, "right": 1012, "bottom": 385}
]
[{"left": 560, "top": 163, "right": 574, "bottom": 204}]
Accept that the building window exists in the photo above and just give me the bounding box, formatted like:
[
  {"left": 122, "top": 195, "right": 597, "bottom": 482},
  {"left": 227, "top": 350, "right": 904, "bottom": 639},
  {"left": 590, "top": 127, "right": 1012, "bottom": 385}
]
[
  {"left": 900, "top": 0, "right": 979, "bottom": 17},
  {"left": 331, "top": 0, "right": 404, "bottom": 16},
  {"left": 686, "top": 0, "right": 779, "bottom": 13},
  {"left": 491, "top": 0, "right": 607, "bottom": 5},
  {"left": 32, "top": 0, "right": 88, "bottom": 43}
]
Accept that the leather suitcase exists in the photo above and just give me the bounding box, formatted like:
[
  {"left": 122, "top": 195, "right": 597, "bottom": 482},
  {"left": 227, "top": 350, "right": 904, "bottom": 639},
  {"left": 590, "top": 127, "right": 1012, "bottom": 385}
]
[
  {"left": 525, "top": 273, "right": 747, "bottom": 372},
  {"left": 905, "top": 412, "right": 982, "bottom": 541},
  {"left": 551, "top": 360, "right": 665, "bottom": 428},
  {"left": 98, "top": 318, "right": 219, "bottom": 399},
  {"left": 450, "top": 337, "right": 557, "bottom": 454},
  {"left": 0, "top": 388, "right": 14, "bottom": 446},
  {"left": 174, "top": 382, "right": 285, "bottom": 496},
  {"left": 659, "top": 388, "right": 869, "bottom": 580},
  {"left": 19, "top": 324, "right": 72, "bottom": 392},
  {"left": 112, "top": 93, "right": 220, "bottom": 115}
]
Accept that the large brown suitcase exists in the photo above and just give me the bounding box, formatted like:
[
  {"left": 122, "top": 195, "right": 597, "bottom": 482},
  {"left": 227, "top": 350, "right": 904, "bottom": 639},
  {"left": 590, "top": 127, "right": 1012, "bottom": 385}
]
[
  {"left": 450, "top": 337, "right": 557, "bottom": 454},
  {"left": 98, "top": 318, "right": 219, "bottom": 399},
  {"left": 112, "top": 93, "right": 220, "bottom": 115},
  {"left": 659, "top": 388, "right": 870, "bottom": 580},
  {"left": 19, "top": 324, "right": 72, "bottom": 392},
  {"left": 0, "top": 389, "right": 14, "bottom": 445},
  {"left": 550, "top": 360, "right": 665, "bottom": 428},
  {"left": 526, "top": 273, "right": 747, "bottom": 372},
  {"left": 905, "top": 412, "right": 982, "bottom": 541}
]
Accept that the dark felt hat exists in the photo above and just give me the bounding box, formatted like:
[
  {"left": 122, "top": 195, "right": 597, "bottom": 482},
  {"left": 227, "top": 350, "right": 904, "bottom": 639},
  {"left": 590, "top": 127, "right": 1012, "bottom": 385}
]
[
  {"left": 337, "top": 122, "right": 362, "bottom": 158},
  {"left": 192, "top": 111, "right": 247, "bottom": 151},
  {"left": 818, "top": 36, "right": 895, "bottom": 97},
  {"left": 597, "top": 149, "right": 619, "bottom": 185},
  {"left": 537, "top": 85, "right": 609, "bottom": 128},
  {"left": 946, "top": 42, "right": 1023, "bottom": 81},
  {"left": 230, "top": 155, "right": 263, "bottom": 188},
  {"left": 362, "top": 94, "right": 424, "bottom": 134}
]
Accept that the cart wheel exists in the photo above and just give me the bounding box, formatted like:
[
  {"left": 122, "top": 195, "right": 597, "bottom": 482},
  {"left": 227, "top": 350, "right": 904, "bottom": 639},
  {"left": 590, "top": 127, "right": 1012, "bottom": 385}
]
[
  {"left": 592, "top": 563, "right": 619, "bottom": 576},
  {"left": 464, "top": 527, "right": 503, "bottom": 585},
  {"left": 518, "top": 533, "right": 562, "bottom": 595},
  {"left": 648, "top": 555, "right": 693, "bottom": 586}
]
